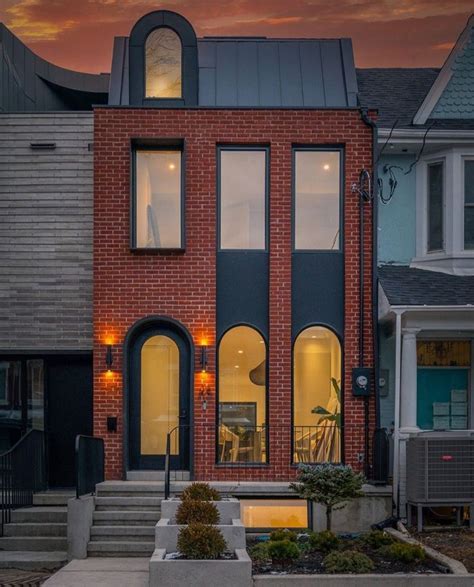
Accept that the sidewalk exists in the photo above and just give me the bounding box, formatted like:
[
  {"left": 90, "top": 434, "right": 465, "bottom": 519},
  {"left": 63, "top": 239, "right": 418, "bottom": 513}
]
[{"left": 43, "top": 557, "right": 149, "bottom": 586}]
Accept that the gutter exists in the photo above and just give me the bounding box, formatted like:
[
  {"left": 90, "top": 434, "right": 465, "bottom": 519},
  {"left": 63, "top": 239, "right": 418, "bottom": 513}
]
[{"left": 378, "top": 128, "right": 474, "bottom": 142}]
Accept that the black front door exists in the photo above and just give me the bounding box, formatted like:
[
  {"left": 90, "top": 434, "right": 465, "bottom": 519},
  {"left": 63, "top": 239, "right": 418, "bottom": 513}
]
[
  {"left": 129, "top": 326, "right": 190, "bottom": 470},
  {"left": 47, "top": 356, "right": 93, "bottom": 487}
]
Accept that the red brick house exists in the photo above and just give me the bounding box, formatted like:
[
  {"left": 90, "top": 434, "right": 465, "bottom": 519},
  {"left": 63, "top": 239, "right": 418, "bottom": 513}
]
[{"left": 93, "top": 9, "right": 377, "bottom": 487}]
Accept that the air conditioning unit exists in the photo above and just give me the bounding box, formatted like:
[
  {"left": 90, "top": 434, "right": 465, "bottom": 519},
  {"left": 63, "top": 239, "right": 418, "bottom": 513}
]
[{"left": 406, "top": 432, "right": 474, "bottom": 503}]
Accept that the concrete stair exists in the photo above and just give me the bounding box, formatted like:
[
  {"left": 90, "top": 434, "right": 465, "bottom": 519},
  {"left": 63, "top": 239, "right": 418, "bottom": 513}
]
[
  {"left": 87, "top": 482, "right": 163, "bottom": 557},
  {"left": 0, "top": 494, "right": 71, "bottom": 570}
]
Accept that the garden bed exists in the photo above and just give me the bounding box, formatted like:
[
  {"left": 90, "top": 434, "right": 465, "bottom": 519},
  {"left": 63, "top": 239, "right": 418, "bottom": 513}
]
[{"left": 413, "top": 529, "right": 474, "bottom": 573}]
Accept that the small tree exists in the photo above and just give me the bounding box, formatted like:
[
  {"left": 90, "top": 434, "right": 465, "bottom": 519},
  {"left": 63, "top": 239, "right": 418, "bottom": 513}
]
[{"left": 290, "top": 464, "right": 364, "bottom": 531}]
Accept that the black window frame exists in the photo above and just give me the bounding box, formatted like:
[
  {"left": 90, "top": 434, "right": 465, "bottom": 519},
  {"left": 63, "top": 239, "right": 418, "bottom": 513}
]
[
  {"left": 130, "top": 139, "right": 186, "bottom": 253},
  {"left": 217, "top": 145, "right": 270, "bottom": 253},
  {"left": 427, "top": 160, "right": 445, "bottom": 253},
  {"left": 292, "top": 146, "right": 344, "bottom": 253}
]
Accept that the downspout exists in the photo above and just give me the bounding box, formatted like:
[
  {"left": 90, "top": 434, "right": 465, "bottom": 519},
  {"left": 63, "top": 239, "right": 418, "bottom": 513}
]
[{"left": 392, "top": 310, "right": 404, "bottom": 517}]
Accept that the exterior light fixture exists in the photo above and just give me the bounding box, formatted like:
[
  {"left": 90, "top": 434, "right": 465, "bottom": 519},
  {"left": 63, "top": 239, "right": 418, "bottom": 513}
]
[
  {"left": 106, "top": 345, "right": 114, "bottom": 371},
  {"left": 200, "top": 345, "right": 208, "bottom": 373}
]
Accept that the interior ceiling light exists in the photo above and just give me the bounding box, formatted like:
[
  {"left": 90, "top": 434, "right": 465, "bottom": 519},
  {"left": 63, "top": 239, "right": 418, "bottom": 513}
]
[
  {"left": 323, "top": 164, "right": 330, "bottom": 171},
  {"left": 238, "top": 349, "right": 244, "bottom": 354},
  {"left": 169, "top": 163, "right": 176, "bottom": 170}
]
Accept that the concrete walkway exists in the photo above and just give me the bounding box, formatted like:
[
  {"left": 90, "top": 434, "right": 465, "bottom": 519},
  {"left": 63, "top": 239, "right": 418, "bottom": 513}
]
[{"left": 43, "top": 557, "right": 149, "bottom": 586}]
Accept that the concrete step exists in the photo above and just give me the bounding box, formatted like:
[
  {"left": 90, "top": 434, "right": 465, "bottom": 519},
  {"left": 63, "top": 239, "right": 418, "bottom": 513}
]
[
  {"left": 4, "top": 523, "right": 67, "bottom": 537},
  {"left": 11, "top": 507, "right": 67, "bottom": 524},
  {"left": 96, "top": 481, "right": 166, "bottom": 497},
  {"left": 90, "top": 526, "right": 155, "bottom": 541},
  {"left": 93, "top": 511, "right": 160, "bottom": 526},
  {"left": 0, "top": 550, "right": 67, "bottom": 570},
  {"left": 87, "top": 541, "right": 155, "bottom": 557},
  {"left": 94, "top": 497, "right": 162, "bottom": 511},
  {"left": 126, "top": 470, "right": 190, "bottom": 481},
  {"left": 32, "top": 491, "right": 74, "bottom": 507},
  {"left": 0, "top": 536, "right": 67, "bottom": 551}
]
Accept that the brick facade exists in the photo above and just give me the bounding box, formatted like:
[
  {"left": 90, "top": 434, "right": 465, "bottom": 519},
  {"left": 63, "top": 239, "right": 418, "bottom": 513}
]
[{"left": 93, "top": 107, "right": 375, "bottom": 481}]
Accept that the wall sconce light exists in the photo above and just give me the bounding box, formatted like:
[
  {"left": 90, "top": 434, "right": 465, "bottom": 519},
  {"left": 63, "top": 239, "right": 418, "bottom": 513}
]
[
  {"left": 105, "top": 345, "right": 114, "bottom": 371},
  {"left": 200, "top": 345, "right": 208, "bottom": 373}
]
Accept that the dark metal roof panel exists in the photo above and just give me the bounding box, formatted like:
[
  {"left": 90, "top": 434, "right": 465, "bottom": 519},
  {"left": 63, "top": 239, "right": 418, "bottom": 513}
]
[
  {"left": 237, "top": 42, "right": 259, "bottom": 106},
  {"left": 256, "top": 42, "right": 281, "bottom": 106}
]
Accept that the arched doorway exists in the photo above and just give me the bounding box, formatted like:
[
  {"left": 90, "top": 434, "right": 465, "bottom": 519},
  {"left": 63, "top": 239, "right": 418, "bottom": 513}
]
[{"left": 126, "top": 317, "right": 192, "bottom": 470}]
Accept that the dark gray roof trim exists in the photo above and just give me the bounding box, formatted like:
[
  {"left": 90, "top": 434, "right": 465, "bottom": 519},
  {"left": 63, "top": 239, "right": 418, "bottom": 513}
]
[
  {"left": 379, "top": 265, "right": 474, "bottom": 306},
  {"left": 109, "top": 35, "right": 358, "bottom": 108},
  {"left": 0, "top": 23, "right": 109, "bottom": 112}
]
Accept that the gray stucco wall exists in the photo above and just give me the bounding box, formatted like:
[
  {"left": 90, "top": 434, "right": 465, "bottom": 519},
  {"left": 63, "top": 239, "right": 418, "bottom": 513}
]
[{"left": 0, "top": 112, "right": 93, "bottom": 351}]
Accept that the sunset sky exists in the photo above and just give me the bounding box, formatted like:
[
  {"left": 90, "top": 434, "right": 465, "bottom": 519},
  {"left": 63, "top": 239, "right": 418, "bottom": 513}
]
[{"left": 0, "top": 0, "right": 473, "bottom": 74}]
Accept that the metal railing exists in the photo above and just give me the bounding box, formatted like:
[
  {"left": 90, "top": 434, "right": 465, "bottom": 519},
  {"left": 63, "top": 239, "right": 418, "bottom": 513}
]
[
  {"left": 164, "top": 425, "right": 189, "bottom": 500},
  {"left": 75, "top": 435, "right": 105, "bottom": 499},
  {"left": 0, "top": 429, "right": 46, "bottom": 536}
]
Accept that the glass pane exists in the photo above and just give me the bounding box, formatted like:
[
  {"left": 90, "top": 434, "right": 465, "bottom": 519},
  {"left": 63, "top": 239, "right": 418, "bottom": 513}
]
[
  {"left": 428, "top": 163, "right": 443, "bottom": 251},
  {"left": 27, "top": 360, "right": 44, "bottom": 431},
  {"left": 465, "top": 160, "right": 474, "bottom": 205},
  {"left": 0, "top": 361, "right": 22, "bottom": 449},
  {"left": 295, "top": 151, "right": 340, "bottom": 250},
  {"left": 293, "top": 326, "right": 341, "bottom": 463},
  {"left": 145, "top": 28, "right": 182, "bottom": 98},
  {"left": 240, "top": 499, "right": 308, "bottom": 528},
  {"left": 417, "top": 340, "right": 471, "bottom": 367},
  {"left": 465, "top": 207, "right": 474, "bottom": 250},
  {"left": 218, "top": 326, "right": 266, "bottom": 462},
  {"left": 220, "top": 150, "right": 266, "bottom": 250},
  {"left": 141, "top": 335, "right": 179, "bottom": 455},
  {"left": 464, "top": 161, "right": 474, "bottom": 249},
  {"left": 135, "top": 150, "right": 181, "bottom": 249}
]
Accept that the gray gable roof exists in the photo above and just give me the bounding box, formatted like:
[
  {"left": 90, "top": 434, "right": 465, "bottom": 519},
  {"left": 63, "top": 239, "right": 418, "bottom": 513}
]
[
  {"left": 109, "top": 36, "right": 358, "bottom": 108},
  {"left": 378, "top": 265, "right": 474, "bottom": 306}
]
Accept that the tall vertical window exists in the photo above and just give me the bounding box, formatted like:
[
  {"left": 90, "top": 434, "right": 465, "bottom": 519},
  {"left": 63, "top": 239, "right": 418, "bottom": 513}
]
[
  {"left": 218, "top": 326, "right": 267, "bottom": 463},
  {"left": 219, "top": 149, "right": 267, "bottom": 250},
  {"left": 294, "top": 150, "right": 341, "bottom": 250},
  {"left": 464, "top": 160, "right": 474, "bottom": 250},
  {"left": 145, "top": 28, "right": 182, "bottom": 98},
  {"left": 134, "top": 149, "right": 182, "bottom": 249},
  {"left": 427, "top": 162, "right": 444, "bottom": 252},
  {"left": 293, "top": 326, "right": 341, "bottom": 463}
]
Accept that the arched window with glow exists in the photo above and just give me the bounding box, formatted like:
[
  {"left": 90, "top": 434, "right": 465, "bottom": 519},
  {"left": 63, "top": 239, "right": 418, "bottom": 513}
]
[
  {"left": 145, "top": 28, "right": 182, "bottom": 98},
  {"left": 218, "top": 326, "right": 267, "bottom": 463},
  {"left": 293, "top": 326, "right": 341, "bottom": 463}
]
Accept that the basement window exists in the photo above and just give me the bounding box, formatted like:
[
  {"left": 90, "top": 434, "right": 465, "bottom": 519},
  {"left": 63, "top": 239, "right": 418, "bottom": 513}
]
[{"left": 240, "top": 499, "right": 309, "bottom": 529}]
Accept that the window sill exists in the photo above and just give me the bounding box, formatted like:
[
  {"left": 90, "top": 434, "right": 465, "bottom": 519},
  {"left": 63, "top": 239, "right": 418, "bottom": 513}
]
[
  {"left": 215, "top": 463, "right": 270, "bottom": 468},
  {"left": 410, "top": 253, "right": 474, "bottom": 276},
  {"left": 130, "top": 248, "right": 186, "bottom": 255}
]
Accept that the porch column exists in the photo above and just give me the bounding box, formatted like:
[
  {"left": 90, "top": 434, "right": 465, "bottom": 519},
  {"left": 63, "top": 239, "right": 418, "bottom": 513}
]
[{"left": 400, "top": 328, "right": 420, "bottom": 433}]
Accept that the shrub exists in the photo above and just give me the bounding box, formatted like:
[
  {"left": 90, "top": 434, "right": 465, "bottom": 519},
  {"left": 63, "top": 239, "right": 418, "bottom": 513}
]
[
  {"left": 323, "top": 550, "right": 375, "bottom": 574},
  {"left": 380, "top": 542, "right": 425, "bottom": 563},
  {"left": 309, "top": 530, "right": 341, "bottom": 553},
  {"left": 177, "top": 523, "right": 226, "bottom": 560},
  {"left": 267, "top": 540, "right": 300, "bottom": 566},
  {"left": 250, "top": 542, "right": 271, "bottom": 562},
  {"left": 270, "top": 529, "right": 298, "bottom": 542},
  {"left": 181, "top": 482, "right": 221, "bottom": 502},
  {"left": 359, "top": 530, "right": 395, "bottom": 549},
  {"left": 175, "top": 499, "right": 220, "bottom": 525},
  {"left": 290, "top": 464, "right": 364, "bottom": 531}
]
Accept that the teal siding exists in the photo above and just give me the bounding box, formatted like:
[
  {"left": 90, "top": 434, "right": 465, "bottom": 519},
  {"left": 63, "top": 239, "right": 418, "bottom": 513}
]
[
  {"left": 377, "top": 154, "right": 416, "bottom": 265},
  {"left": 432, "top": 28, "right": 474, "bottom": 119}
]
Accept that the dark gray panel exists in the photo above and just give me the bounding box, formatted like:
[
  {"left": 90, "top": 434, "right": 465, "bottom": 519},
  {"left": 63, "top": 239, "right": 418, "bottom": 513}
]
[
  {"left": 300, "top": 41, "right": 325, "bottom": 106},
  {"left": 321, "top": 41, "right": 347, "bottom": 107},
  {"left": 109, "top": 37, "right": 126, "bottom": 105},
  {"left": 292, "top": 252, "right": 344, "bottom": 339},
  {"left": 216, "top": 42, "right": 238, "bottom": 106},
  {"left": 217, "top": 252, "right": 269, "bottom": 339},
  {"left": 341, "top": 39, "right": 358, "bottom": 107},
  {"left": 279, "top": 43, "right": 303, "bottom": 106},
  {"left": 237, "top": 42, "right": 259, "bottom": 106},
  {"left": 24, "top": 48, "right": 35, "bottom": 101},
  {"left": 199, "top": 68, "right": 216, "bottom": 105},
  {"left": 257, "top": 42, "right": 281, "bottom": 106},
  {"left": 198, "top": 41, "right": 216, "bottom": 68}
]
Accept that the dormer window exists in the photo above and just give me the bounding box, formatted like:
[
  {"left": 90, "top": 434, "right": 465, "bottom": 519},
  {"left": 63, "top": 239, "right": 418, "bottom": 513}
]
[{"left": 145, "top": 28, "right": 182, "bottom": 99}]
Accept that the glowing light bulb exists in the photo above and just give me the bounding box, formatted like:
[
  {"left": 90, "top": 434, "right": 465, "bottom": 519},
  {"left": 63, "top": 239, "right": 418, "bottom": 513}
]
[
  {"left": 169, "top": 163, "right": 176, "bottom": 170},
  {"left": 323, "top": 164, "right": 330, "bottom": 171}
]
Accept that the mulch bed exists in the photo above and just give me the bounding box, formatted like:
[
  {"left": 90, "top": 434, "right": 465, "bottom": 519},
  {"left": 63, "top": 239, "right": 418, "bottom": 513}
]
[
  {"left": 414, "top": 529, "right": 474, "bottom": 573},
  {"left": 0, "top": 569, "right": 52, "bottom": 586}
]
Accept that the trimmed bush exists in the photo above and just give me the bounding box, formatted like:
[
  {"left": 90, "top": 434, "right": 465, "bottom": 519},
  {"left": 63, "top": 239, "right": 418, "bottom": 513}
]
[
  {"left": 177, "top": 523, "right": 226, "bottom": 560},
  {"left": 175, "top": 499, "right": 220, "bottom": 525},
  {"left": 270, "top": 529, "right": 298, "bottom": 542},
  {"left": 359, "top": 530, "right": 395, "bottom": 549},
  {"left": 380, "top": 542, "right": 425, "bottom": 563},
  {"left": 267, "top": 540, "right": 300, "bottom": 565},
  {"left": 250, "top": 542, "right": 271, "bottom": 562},
  {"left": 181, "top": 482, "right": 221, "bottom": 502},
  {"left": 323, "top": 550, "right": 375, "bottom": 574},
  {"left": 309, "top": 530, "right": 341, "bottom": 553}
]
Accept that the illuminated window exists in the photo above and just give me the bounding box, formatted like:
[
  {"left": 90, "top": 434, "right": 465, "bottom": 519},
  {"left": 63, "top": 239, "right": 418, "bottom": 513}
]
[
  {"left": 293, "top": 326, "right": 341, "bottom": 463},
  {"left": 294, "top": 150, "right": 341, "bottom": 250},
  {"left": 145, "top": 28, "right": 182, "bottom": 99},
  {"left": 241, "top": 499, "right": 308, "bottom": 529},
  {"left": 218, "top": 326, "right": 267, "bottom": 463},
  {"left": 134, "top": 149, "right": 182, "bottom": 249}
]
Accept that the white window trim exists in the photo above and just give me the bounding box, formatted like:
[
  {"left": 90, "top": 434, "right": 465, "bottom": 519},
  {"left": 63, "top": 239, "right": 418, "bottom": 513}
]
[{"left": 413, "top": 147, "right": 474, "bottom": 275}]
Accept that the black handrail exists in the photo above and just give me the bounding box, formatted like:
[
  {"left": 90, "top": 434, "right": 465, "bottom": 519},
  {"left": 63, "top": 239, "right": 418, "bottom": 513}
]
[
  {"left": 75, "top": 435, "right": 105, "bottom": 499},
  {"left": 0, "top": 429, "right": 46, "bottom": 536},
  {"left": 164, "top": 425, "right": 189, "bottom": 500}
]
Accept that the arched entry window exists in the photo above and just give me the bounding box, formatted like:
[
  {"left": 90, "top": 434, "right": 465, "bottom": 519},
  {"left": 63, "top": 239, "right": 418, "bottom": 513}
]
[
  {"left": 293, "top": 326, "right": 341, "bottom": 463},
  {"left": 218, "top": 326, "right": 267, "bottom": 463},
  {"left": 145, "top": 28, "right": 182, "bottom": 98}
]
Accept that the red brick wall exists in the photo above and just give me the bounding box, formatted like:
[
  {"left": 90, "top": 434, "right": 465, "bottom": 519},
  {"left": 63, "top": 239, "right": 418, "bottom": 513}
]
[{"left": 93, "top": 108, "right": 375, "bottom": 480}]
